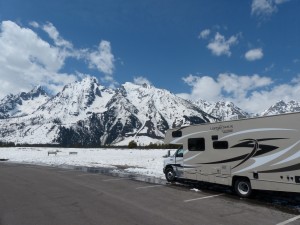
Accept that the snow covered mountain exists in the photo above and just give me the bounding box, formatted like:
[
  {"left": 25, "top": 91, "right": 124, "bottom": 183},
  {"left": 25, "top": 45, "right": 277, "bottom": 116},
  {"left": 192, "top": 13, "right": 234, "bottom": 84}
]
[
  {"left": 261, "top": 100, "right": 300, "bottom": 116},
  {"left": 0, "top": 86, "right": 49, "bottom": 119},
  {"left": 2, "top": 77, "right": 300, "bottom": 146},
  {"left": 0, "top": 77, "right": 216, "bottom": 146},
  {"left": 193, "top": 100, "right": 250, "bottom": 121}
]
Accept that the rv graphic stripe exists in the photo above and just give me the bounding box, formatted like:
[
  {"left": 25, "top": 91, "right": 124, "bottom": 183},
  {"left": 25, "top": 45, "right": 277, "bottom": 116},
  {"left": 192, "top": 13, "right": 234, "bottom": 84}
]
[
  {"left": 219, "top": 128, "right": 296, "bottom": 140},
  {"left": 169, "top": 164, "right": 197, "bottom": 169},
  {"left": 254, "top": 144, "right": 278, "bottom": 156},
  {"left": 231, "top": 138, "right": 284, "bottom": 156},
  {"left": 232, "top": 139, "right": 259, "bottom": 169},
  {"left": 233, "top": 140, "right": 300, "bottom": 174},
  {"left": 231, "top": 138, "right": 283, "bottom": 169},
  {"left": 258, "top": 163, "right": 300, "bottom": 173},
  {"left": 200, "top": 138, "right": 282, "bottom": 165}
]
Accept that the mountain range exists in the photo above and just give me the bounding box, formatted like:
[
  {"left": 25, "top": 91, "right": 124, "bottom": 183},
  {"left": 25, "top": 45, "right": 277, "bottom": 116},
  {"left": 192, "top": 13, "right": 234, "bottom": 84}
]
[{"left": 0, "top": 77, "right": 299, "bottom": 146}]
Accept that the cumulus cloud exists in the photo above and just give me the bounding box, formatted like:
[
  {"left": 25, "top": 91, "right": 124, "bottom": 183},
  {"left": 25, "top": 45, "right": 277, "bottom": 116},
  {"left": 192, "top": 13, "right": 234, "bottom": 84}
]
[
  {"left": 0, "top": 20, "right": 117, "bottom": 98},
  {"left": 0, "top": 20, "right": 79, "bottom": 97},
  {"left": 176, "top": 73, "right": 300, "bottom": 113},
  {"left": 133, "top": 76, "right": 152, "bottom": 85},
  {"left": 88, "top": 40, "right": 115, "bottom": 78},
  {"left": 42, "top": 22, "right": 73, "bottom": 49},
  {"left": 251, "top": 0, "right": 290, "bottom": 18},
  {"left": 207, "top": 32, "right": 239, "bottom": 57},
  {"left": 198, "top": 29, "right": 210, "bottom": 39},
  {"left": 245, "top": 48, "right": 264, "bottom": 61},
  {"left": 181, "top": 75, "right": 221, "bottom": 101}
]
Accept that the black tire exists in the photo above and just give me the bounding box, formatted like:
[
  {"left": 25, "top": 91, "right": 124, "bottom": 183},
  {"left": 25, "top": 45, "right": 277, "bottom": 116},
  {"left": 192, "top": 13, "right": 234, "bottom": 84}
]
[
  {"left": 165, "top": 167, "right": 176, "bottom": 182},
  {"left": 234, "top": 179, "right": 252, "bottom": 198}
]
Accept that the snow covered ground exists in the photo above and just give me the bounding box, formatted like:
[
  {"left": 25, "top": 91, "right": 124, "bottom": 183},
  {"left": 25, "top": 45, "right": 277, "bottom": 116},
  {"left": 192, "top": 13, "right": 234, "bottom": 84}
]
[
  {"left": 1, "top": 147, "right": 300, "bottom": 212},
  {"left": 0, "top": 147, "right": 173, "bottom": 178}
]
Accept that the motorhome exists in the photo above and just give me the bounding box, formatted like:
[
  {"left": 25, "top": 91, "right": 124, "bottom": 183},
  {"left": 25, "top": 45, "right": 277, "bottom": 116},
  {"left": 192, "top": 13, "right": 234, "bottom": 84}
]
[{"left": 163, "top": 112, "right": 300, "bottom": 197}]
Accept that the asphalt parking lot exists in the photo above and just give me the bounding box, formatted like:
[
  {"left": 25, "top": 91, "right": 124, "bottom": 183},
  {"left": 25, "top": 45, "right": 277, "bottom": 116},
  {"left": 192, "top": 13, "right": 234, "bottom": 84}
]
[{"left": 0, "top": 163, "right": 299, "bottom": 225}]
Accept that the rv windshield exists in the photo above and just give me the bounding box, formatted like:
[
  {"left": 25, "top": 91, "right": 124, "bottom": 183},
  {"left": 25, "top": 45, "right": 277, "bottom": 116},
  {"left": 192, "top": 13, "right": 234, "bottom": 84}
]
[{"left": 174, "top": 146, "right": 184, "bottom": 157}]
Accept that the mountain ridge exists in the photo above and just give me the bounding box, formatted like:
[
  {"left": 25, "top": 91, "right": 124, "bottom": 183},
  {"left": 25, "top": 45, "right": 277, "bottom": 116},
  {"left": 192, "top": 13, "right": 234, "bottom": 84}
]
[
  {"left": 0, "top": 77, "right": 215, "bottom": 146},
  {"left": 1, "top": 77, "right": 300, "bottom": 146}
]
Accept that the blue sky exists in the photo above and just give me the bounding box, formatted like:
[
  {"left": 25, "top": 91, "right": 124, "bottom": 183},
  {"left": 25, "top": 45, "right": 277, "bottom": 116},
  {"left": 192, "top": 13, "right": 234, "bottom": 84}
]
[{"left": 0, "top": 0, "right": 299, "bottom": 112}]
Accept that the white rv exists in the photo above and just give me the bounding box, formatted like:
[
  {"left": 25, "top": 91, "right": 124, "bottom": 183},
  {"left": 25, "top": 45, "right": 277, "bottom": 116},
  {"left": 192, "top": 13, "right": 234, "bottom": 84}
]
[{"left": 163, "top": 112, "right": 300, "bottom": 197}]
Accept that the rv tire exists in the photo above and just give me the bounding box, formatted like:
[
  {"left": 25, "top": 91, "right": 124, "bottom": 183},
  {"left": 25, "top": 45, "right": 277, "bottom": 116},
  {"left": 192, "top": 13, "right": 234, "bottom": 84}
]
[
  {"left": 165, "top": 167, "right": 176, "bottom": 182},
  {"left": 234, "top": 179, "right": 252, "bottom": 198}
]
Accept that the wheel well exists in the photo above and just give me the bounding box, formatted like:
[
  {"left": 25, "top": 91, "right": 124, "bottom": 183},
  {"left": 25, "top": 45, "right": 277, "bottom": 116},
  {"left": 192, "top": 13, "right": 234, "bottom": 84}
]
[
  {"left": 165, "top": 165, "right": 174, "bottom": 171},
  {"left": 232, "top": 176, "right": 250, "bottom": 187}
]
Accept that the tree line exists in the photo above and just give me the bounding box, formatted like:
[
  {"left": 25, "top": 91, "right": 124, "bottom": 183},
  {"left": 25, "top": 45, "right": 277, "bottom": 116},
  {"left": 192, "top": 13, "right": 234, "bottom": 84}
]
[{"left": 0, "top": 140, "right": 179, "bottom": 149}]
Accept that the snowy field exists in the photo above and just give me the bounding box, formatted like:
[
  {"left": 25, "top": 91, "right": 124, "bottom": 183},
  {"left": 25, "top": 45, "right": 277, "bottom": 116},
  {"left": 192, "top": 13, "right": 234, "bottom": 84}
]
[
  {"left": 0, "top": 147, "right": 173, "bottom": 178},
  {"left": 2, "top": 147, "right": 300, "bottom": 212}
]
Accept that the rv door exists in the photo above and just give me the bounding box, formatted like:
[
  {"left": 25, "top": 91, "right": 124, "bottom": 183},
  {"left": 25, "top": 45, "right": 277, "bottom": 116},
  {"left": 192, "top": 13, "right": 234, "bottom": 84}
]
[{"left": 174, "top": 146, "right": 184, "bottom": 178}]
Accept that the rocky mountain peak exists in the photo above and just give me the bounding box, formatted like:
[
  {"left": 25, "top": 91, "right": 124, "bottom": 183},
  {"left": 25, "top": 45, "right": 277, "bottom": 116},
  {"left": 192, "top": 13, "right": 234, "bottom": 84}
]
[
  {"left": 193, "top": 99, "right": 249, "bottom": 121},
  {"left": 262, "top": 100, "right": 300, "bottom": 116},
  {"left": 0, "top": 86, "right": 50, "bottom": 119},
  {"left": 19, "top": 85, "right": 48, "bottom": 100}
]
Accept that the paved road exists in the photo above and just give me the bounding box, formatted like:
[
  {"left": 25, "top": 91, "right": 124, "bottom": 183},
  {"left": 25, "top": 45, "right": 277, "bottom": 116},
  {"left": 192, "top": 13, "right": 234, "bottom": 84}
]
[{"left": 0, "top": 163, "right": 299, "bottom": 225}]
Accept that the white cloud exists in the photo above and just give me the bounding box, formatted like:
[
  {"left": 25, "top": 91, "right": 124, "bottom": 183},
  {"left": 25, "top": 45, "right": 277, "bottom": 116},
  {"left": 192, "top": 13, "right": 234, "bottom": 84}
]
[
  {"left": 88, "top": 40, "right": 115, "bottom": 77},
  {"left": 42, "top": 22, "right": 73, "bottom": 49},
  {"left": 198, "top": 29, "right": 210, "bottom": 39},
  {"left": 133, "top": 76, "right": 152, "bottom": 85},
  {"left": 0, "top": 21, "right": 79, "bottom": 98},
  {"left": 207, "top": 32, "right": 239, "bottom": 57},
  {"left": 0, "top": 20, "right": 118, "bottom": 98},
  {"left": 177, "top": 73, "right": 297, "bottom": 113},
  {"left": 251, "top": 0, "right": 277, "bottom": 17},
  {"left": 181, "top": 75, "right": 222, "bottom": 100},
  {"left": 275, "top": 0, "right": 290, "bottom": 4},
  {"left": 251, "top": 0, "right": 290, "bottom": 18},
  {"left": 245, "top": 48, "right": 264, "bottom": 61},
  {"left": 29, "top": 21, "right": 39, "bottom": 28}
]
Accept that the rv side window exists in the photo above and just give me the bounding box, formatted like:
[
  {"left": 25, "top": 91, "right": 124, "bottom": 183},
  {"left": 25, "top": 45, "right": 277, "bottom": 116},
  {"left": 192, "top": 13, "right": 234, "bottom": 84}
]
[
  {"left": 188, "top": 138, "right": 205, "bottom": 151},
  {"left": 213, "top": 141, "right": 228, "bottom": 149},
  {"left": 172, "top": 130, "right": 182, "bottom": 137}
]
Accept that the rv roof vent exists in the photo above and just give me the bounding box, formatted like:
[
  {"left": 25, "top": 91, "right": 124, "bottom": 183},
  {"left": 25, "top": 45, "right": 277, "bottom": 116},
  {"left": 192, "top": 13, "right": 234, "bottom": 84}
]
[
  {"left": 172, "top": 130, "right": 182, "bottom": 138},
  {"left": 212, "top": 135, "right": 218, "bottom": 141}
]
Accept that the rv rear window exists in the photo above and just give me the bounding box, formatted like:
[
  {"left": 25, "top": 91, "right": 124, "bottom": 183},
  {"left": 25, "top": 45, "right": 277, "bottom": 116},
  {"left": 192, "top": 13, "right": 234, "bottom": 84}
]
[
  {"left": 188, "top": 138, "right": 205, "bottom": 151},
  {"left": 172, "top": 130, "right": 182, "bottom": 137},
  {"left": 213, "top": 141, "right": 228, "bottom": 149}
]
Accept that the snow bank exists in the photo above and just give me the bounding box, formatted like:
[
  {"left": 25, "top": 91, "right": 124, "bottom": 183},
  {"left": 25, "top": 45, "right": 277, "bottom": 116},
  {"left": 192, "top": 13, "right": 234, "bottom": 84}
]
[{"left": 0, "top": 147, "right": 170, "bottom": 178}]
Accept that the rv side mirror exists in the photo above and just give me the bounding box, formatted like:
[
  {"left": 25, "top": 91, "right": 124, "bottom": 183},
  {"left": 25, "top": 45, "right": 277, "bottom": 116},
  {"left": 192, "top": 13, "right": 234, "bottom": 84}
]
[{"left": 163, "top": 150, "right": 171, "bottom": 158}]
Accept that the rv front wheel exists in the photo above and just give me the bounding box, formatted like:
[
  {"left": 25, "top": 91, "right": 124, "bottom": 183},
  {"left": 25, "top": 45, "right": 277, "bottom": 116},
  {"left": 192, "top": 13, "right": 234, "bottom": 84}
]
[
  {"left": 165, "top": 168, "right": 176, "bottom": 182},
  {"left": 234, "top": 179, "right": 252, "bottom": 198}
]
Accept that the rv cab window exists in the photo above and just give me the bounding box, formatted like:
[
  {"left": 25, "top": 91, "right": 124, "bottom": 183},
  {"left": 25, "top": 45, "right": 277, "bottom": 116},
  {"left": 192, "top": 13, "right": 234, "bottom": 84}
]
[
  {"left": 188, "top": 138, "right": 205, "bottom": 151},
  {"left": 175, "top": 146, "right": 184, "bottom": 157}
]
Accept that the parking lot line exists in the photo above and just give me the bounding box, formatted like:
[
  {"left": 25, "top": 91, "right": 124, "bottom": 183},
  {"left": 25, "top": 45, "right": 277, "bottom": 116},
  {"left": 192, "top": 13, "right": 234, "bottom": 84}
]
[
  {"left": 276, "top": 215, "right": 300, "bottom": 225},
  {"left": 103, "top": 177, "right": 132, "bottom": 182},
  {"left": 136, "top": 185, "right": 165, "bottom": 189},
  {"left": 184, "top": 194, "right": 225, "bottom": 202}
]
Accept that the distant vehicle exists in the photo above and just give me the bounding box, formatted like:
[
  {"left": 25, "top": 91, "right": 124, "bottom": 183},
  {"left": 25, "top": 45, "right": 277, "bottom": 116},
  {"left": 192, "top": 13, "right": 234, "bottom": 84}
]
[{"left": 163, "top": 112, "right": 300, "bottom": 197}]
